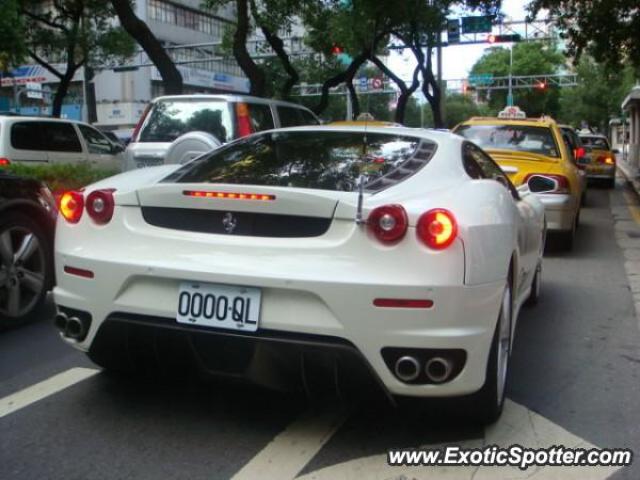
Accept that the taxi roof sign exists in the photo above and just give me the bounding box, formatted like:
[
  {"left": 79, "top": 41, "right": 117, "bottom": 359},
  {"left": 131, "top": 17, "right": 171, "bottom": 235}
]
[{"left": 498, "top": 106, "right": 527, "bottom": 119}]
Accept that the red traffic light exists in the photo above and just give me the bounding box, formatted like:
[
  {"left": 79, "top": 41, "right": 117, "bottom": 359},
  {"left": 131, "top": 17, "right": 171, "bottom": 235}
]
[
  {"left": 331, "top": 43, "right": 344, "bottom": 55},
  {"left": 486, "top": 34, "right": 522, "bottom": 44},
  {"left": 488, "top": 34, "right": 496, "bottom": 44},
  {"left": 536, "top": 81, "right": 547, "bottom": 90}
]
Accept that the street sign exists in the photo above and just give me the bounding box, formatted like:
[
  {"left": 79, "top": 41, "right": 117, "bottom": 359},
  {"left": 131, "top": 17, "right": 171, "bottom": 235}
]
[
  {"left": 372, "top": 77, "right": 383, "bottom": 90},
  {"left": 468, "top": 73, "right": 493, "bottom": 86},
  {"left": 26, "top": 82, "right": 43, "bottom": 99},
  {"left": 359, "top": 75, "right": 368, "bottom": 91},
  {"left": 447, "top": 19, "right": 460, "bottom": 44},
  {"left": 461, "top": 15, "right": 493, "bottom": 34}
]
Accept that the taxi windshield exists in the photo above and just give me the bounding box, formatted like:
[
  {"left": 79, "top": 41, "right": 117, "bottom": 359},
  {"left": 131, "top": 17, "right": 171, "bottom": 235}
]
[{"left": 456, "top": 124, "right": 560, "bottom": 158}]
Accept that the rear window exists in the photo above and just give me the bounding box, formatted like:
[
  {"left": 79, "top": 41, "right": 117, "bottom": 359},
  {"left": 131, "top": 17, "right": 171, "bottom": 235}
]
[
  {"left": 456, "top": 124, "right": 560, "bottom": 158},
  {"left": 581, "top": 136, "right": 610, "bottom": 150},
  {"left": 164, "top": 131, "right": 435, "bottom": 193},
  {"left": 139, "top": 100, "right": 234, "bottom": 143}
]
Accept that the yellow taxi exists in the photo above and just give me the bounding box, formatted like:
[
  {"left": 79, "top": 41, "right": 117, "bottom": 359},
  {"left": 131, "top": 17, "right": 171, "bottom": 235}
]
[
  {"left": 579, "top": 131, "right": 616, "bottom": 189},
  {"left": 453, "top": 107, "right": 582, "bottom": 249}
]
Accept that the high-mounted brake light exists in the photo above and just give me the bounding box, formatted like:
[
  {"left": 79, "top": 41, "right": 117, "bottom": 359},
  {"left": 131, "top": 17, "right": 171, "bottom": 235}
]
[
  {"left": 59, "top": 191, "right": 84, "bottom": 224},
  {"left": 235, "top": 102, "right": 254, "bottom": 138},
  {"left": 417, "top": 209, "right": 457, "bottom": 250},
  {"left": 0, "top": 157, "right": 10, "bottom": 166},
  {"left": 367, "top": 204, "right": 408, "bottom": 244},
  {"left": 130, "top": 103, "right": 152, "bottom": 143},
  {"left": 183, "top": 190, "right": 275, "bottom": 201},
  {"left": 86, "top": 189, "right": 116, "bottom": 224},
  {"left": 524, "top": 173, "right": 570, "bottom": 194}
]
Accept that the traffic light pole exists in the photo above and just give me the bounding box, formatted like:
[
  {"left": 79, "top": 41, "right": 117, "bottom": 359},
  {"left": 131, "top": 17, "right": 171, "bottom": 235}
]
[{"left": 508, "top": 46, "right": 513, "bottom": 106}]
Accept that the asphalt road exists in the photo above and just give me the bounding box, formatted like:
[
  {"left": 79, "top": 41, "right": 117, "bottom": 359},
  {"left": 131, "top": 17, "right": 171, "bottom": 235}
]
[{"left": 1, "top": 180, "right": 640, "bottom": 480}]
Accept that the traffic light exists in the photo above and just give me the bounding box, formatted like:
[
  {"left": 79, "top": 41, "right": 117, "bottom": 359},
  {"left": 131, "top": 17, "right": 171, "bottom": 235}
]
[
  {"left": 487, "top": 34, "right": 522, "bottom": 44},
  {"left": 331, "top": 43, "right": 344, "bottom": 55},
  {"left": 535, "top": 80, "right": 548, "bottom": 90}
]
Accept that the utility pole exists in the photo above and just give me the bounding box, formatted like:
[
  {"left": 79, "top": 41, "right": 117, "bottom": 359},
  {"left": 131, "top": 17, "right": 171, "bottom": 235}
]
[
  {"left": 437, "top": 29, "right": 445, "bottom": 124},
  {"left": 507, "top": 45, "right": 514, "bottom": 106}
]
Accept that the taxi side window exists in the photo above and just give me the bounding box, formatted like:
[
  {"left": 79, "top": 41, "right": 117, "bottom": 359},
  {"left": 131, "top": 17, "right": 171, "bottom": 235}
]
[
  {"left": 562, "top": 132, "right": 577, "bottom": 164},
  {"left": 463, "top": 143, "right": 519, "bottom": 199}
]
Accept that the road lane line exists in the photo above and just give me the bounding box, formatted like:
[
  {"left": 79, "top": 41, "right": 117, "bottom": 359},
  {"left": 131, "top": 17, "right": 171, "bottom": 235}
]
[
  {"left": 0, "top": 367, "right": 99, "bottom": 418},
  {"left": 230, "top": 403, "right": 348, "bottom": 480}
]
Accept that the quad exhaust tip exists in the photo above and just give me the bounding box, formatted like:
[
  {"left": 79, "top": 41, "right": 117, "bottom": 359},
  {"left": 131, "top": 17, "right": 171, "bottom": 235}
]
[
  {"left": 425, "top": 356, "right": 453, "bottom": 383},
  {"left": 394, "top": 356, "right": 420, "bottom": 382}
]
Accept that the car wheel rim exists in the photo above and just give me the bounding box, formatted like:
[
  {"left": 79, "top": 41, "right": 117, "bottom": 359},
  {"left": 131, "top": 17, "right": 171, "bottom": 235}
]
[
  {"left": 496, "top": 284, "right": 511, "bottom": 405},
  {"left": 0, "top": 226, "right": 46, "bottom": 319}
]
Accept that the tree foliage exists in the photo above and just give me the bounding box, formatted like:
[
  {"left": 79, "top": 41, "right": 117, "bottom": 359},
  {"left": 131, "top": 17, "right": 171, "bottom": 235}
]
[
  {"left": 0, "top": 0, "right": 26, "bottom": 71},
  {"left": 469, "top": 42, "right": 565, "bottom": 117},
  {"left": 529, "top": 0, "right": 640, "bottom": 72},
  {"left": 20, "top": 0, "right": 134, "bottom": 117},
  {"left": 557, "top": 57, "right": 636, "bottom": 131}
]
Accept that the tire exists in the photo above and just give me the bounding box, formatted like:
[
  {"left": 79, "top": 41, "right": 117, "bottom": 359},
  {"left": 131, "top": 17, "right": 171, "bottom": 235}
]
[
  {"left": 605, "top": 177, "right": 615, "bottom": 189},
  {"left": 472, "top": 279, "right": 512, "bottom": 424},
  {"left": 0, "top": 212, "right": 51, "bottom": 328},
  {"left": 525, "top": 263, "right": 541, "bottom": 306},
  {"left": 558, "top": 214, "right": 577, "bottom": 251},
  {"left": 580, "top": 189, "right": 587, "bottom": 207}
]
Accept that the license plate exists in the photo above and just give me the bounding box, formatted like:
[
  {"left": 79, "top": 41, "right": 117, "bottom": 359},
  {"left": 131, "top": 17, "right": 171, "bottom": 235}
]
[{"left": 176, "top": 282, "right": 261, "bottom": 332}]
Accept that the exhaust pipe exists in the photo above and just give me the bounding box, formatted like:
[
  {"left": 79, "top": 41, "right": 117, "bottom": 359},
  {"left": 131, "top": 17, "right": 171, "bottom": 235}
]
[
  {"left": 64, "top": 317, "right": 86, "bottom": 340},
  {"left": 425, "top": 357, "right": 453, "bottom": 384},
  {"left": 394, "top": 356, "right": 420, "bottom": 382},
  {"left": 54, "top": 312, "right": 68, "bottom": 333}
]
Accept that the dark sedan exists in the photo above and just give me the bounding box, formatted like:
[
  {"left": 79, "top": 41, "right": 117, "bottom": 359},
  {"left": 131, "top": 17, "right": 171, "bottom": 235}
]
[{"left": 0, "top": 171, "right": 56, "bottom": 326}]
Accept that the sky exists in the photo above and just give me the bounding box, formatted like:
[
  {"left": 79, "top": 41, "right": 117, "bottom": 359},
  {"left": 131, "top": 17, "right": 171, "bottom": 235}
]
[{"left": 387, "top": 0, "right": 530, "bottom": 81}]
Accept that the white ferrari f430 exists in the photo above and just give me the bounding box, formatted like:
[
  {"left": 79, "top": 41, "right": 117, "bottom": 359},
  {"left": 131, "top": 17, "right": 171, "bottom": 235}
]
[{"left": 54, "top": 126, "right": 546, "bottom": 423}]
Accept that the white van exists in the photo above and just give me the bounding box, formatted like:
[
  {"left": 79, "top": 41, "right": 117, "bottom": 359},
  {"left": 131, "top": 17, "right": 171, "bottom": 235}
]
[
  {"left": 0, "top": 116, "right": 124, "bottom": 170},
  {"left": 125, "top": 94, "right": 320, "bottom": 170}
]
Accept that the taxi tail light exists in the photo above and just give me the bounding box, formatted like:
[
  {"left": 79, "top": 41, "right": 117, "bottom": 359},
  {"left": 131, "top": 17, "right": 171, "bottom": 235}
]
[
  {"left": 596, "top": 154, "right": 615, "bottom": 165},
  {"left": 0, "top": 157, "right": 10, "bottom": 166},
  {"left": 235, "top": 102, "right": 254, "bottom": 138},
  {"left": 86, "top": 189, "right": 116, "bottom": 224},
  {"left": 524, "top": 174, "right": 570, "bottom": 194},
  {"left": 130, "top": 103, "right": 151, "bottom": 143},
  {"left": 367, "top": 204, "right": 408, "bottom": 244},
  {"left": 59, "top": 191, "right": 84, "bottom": 224},
  {"left": 574, "top": 147, "right": 586, "bottom": 160},
  {"left": 417, "top": 209, "right": 457, "bottom": 250}
]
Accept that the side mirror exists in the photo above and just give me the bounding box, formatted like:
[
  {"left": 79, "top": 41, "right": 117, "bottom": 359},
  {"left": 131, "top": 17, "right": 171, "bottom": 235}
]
[
  {"left": 111, "top": 143, "right": 125, "bottom": 154},
  {"left": 527, "top": 174, "right": 559, "bottom": 194}
]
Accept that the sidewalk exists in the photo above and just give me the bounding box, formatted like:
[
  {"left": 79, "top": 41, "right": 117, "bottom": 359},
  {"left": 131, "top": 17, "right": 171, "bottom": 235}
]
[{"left": 616, "top": 156, "right": 640, "bottom": 195}]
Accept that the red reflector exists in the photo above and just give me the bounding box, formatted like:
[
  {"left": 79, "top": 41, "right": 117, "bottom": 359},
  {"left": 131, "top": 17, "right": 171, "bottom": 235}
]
[
  {"left": 373, "top": 298, "right": 433, "bottom": 308},
  {"left": 0, "top": 157, "right": 10, "bottom": 166},
  {"left": 64, "top": 266, "right": 94, "bottom": 278},
  {"left": 183, "top": 190, "right": 276, "bottom": 201}
]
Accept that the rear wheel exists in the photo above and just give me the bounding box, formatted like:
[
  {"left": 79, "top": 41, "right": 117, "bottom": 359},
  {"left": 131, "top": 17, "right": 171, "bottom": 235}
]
[
  {"left": 0, "top": 212, "right": 50, "bottom": 328},
  {"left": 472, "top": 279, "right": 512, "bottom": 424},
  {"left": 526, "top": 263, "right": 541, "bottom": 306},
  {"left": 558, "top": 213, "right": 577, "bottom": 251},
  {"left": 605, "top": 177, "right": 616, "bottom": 189}
]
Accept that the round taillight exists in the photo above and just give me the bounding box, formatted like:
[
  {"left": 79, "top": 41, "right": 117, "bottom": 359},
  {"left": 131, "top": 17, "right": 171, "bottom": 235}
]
[
  {"left": 59, "top": 191, "right": 84, "bottom": 224},
  {"left": 367, "top": 204, "right": 408, "bottom": 244},
  {"left": 86, "top": 189, "right": 115, "bottom": 224},
  {"left": 417, "top": 209, "right": 457, "bottom": 250}
]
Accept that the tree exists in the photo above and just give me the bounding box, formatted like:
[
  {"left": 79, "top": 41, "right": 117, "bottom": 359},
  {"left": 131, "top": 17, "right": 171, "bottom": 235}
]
[
  {"left": 557, "top": 57, "right": 636, "bottom": 131},
  {"left": 444, "top": 93, "right": 490, "bottom": 128},
  {"left": 469, "top": 42, "right": 565, "bottom": 117},
  {"left": 111, "top": 0, "right": 182, "bottom": 96},
  {"left": 529, "top": 0, "right": 640, "bottom": 73},
  {"left": 20, "top": 0, "right": 134, "bottom": 117}
]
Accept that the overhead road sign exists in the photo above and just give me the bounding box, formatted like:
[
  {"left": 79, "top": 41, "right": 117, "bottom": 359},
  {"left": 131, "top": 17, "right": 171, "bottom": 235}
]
[
  {"left": 461, "top": 15, "right": 493, "bottom": 34},
  {"left": 447, "top": 19, "right": 460, "bottom": 44}
]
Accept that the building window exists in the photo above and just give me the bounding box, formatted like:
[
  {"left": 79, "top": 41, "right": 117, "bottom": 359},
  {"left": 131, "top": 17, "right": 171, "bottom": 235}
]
[{"left": 148, "top": 0, "right": 229, "bottom": 37}]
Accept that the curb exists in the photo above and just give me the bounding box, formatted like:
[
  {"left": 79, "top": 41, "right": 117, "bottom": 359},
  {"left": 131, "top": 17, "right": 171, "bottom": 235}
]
[{"left": 617, "top": 160, "right": 640, "bottom": 197}]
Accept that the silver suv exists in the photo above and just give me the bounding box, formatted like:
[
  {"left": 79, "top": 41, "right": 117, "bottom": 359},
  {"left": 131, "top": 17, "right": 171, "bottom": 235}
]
[{"left": 125, "top": 94, "right": 319, "bottom": 170}]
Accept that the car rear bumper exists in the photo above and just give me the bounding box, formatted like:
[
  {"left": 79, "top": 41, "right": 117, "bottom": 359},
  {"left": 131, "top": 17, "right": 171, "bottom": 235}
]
[
  {"left": 587, "top": 165, "right": 616, "bottom": 180},
  {"left": 535, "top": 193, "right": 577, "bottom": 232}
]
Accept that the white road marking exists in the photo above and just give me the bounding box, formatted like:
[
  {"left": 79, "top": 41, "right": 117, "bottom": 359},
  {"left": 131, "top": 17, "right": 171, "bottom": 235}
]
[
  {"left": 231, "top": 403, "right": 349, "bottom": 480},
  {"left": 296, "top": 400, "right": 622, "bottom": 480},
  {"left": 0, "top": 367, "right": 99, "bottom": 418}
]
